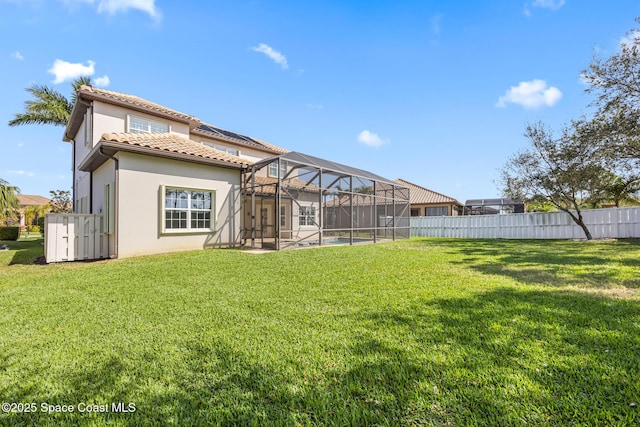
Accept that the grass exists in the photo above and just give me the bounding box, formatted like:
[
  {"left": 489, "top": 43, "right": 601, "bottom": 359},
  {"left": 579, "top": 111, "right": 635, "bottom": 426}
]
[{"left": 0, "top": 237, "right": 639, "bottom": 426}]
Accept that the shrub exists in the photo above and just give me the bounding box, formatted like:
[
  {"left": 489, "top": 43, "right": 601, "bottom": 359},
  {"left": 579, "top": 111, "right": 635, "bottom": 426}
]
[
  {"left": 37, "top": 217, "right": 45, "bottom": 237},
  {"left": 27, "top": 225, "right": 40, "bottom": 233},
  {"left": 0, "top": 227, "right": 20, "bottom": 241}
]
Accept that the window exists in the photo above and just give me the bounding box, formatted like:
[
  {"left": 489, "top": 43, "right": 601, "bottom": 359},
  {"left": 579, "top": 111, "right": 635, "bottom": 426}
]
[
  {"left": 128, "top": 116, "right": 169, "bottom": 134},
  {"left": 299, "top": 206, "right": 316, "bottom": 226},
  {"left": 410, "top": 208, "right": 420, "bottom": 217},
  {"left": 269, "top": 162, "right": 286, "bottom": 178},
  {"left": 103, "top": 183, "right": 115, "bottom": 234},
  {"left": 280, "top": 205, "right": 286, "bottom": 227},
  {"left": 164, "top": 187, "right": 214, "bottom": 231},
  {"left": 84, "top": 107, "right": 92, "bottom": 147},
  {"left": 203, "top": 143, "right": 239, "bottom": 156},
  {"left": 425, "top": 206, "right": 448, "bottom": 216}
]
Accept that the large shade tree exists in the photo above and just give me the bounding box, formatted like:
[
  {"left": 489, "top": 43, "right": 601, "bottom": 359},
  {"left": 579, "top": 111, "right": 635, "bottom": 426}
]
[
  {"left": 580, "top": 19, "right": 640, "bottom": 165},
  {"left": 500, "top": 122, "right": 608, "bottom": 240},
  {"left": 8, "top": 77, "right": 91, "bottom": 127}
]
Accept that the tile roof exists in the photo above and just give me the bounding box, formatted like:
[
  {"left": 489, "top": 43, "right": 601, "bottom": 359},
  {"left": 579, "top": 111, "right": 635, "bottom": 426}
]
[
  {"left": 394, "top": 178, "right": 462, "bottom": 206},
  {"left": 193, "top": 124, "right": 288, "bottom": 155},
  {"left": 17, "top": 194, "right": 51, "bottom": 207},
  {"left": 101, "top": 132, "right": 252, "bottom": 166},
  {"left": 76, "top": 85, "right": 289, "bottom": 155},
  {"left": 79, "top": 86, "right": 199, "bottom": 124}
]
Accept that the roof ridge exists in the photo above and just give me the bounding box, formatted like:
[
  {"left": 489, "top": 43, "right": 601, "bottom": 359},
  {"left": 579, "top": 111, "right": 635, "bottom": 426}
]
[
  {"left": 79, "top": 85, "right": 200, "bottom": 123},
  {"left": 395, "top": 178, "right": 462, "bottom": 205}
]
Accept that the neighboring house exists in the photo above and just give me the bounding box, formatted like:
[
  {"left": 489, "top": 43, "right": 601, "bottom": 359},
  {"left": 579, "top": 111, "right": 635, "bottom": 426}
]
[
  {"left": 462, "top": 198, "right": 525, "bottom": 215},
  {"left": 63, "top": 86, "right": 409, "bottom": 258},
  {"left": 16, "top": 194, "right": 51, "bottom": 229},
  {"left": 395, "top": 179, "right": 462, "bottom": 217}
]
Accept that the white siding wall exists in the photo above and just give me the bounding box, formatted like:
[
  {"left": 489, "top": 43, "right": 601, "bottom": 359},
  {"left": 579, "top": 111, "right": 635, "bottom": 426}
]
[
  {"left": 116, "top": 152, "right": 242, "bottom": 258},
  {"left": 411, "top": 207, "right": 640, "bottom": 239}
]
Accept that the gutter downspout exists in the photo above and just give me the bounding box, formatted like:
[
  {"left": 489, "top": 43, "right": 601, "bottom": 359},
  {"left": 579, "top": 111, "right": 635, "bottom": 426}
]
[{"left": 98, "top": 147, "right": 119, "bottom": 259}]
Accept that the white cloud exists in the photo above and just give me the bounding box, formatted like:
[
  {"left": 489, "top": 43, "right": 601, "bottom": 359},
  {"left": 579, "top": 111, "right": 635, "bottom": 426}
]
[
  {"left": 7, "top": 170, "right": 35, "bottom": 177},
  {"left": 53, "top": 0, "right": 160, "bottom": 20},
  {"left": 11, "top": 51, "right": 24, "bottom": 60},
  {"left": 306, "top": 103, "right": 324, "bottom": 110},
  {"left": 357, "top": 130, "right": 386, "bottom": 148},
  {"left": 251, "top": 43, "right": 289, "bottom": 69},
  {"left": 48, "top": 59, "right": 95, "bottom": 84},
  {"left": 531, "top": 0, "right": 565, "bottom": 10},
  {"left": 496, "top": 79, "right": 562, "bottom": 109},
  {"left": 94, "top": 75, "right": 110, "bottom": 87},
  {"left": 524, "top": 0, "right": 564, "bottom": 16},
  {"left": 95, "top": 0, "right": 160, "bottom": 20}
]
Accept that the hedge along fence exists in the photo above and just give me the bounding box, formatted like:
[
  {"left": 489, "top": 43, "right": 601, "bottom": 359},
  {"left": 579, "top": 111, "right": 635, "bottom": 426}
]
[
  {"left": 410, "top": 206, "right": 640, "bottom": 239},
  {"left": 0, "top": 227, "right": 20, "bottom": 241}
]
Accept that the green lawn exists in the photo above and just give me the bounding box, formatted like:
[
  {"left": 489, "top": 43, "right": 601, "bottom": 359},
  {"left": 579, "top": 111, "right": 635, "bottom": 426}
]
[{"left": 0, "top": 238, "right": 639, "bottom": 426}]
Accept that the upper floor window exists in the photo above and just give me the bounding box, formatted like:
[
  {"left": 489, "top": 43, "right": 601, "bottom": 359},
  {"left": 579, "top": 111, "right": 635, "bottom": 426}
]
[
  {"left": 269, "top": 162, "right": 286, "bottom": 178},
  {"left": 128, "top": 116, "right": 169, "bottom": 134},
  {"left": 203, "top": 143, "right": 239, "bottom": 156}
]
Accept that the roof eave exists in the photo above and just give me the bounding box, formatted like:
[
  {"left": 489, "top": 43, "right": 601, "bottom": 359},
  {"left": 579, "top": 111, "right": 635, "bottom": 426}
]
[
  {"left": 63, "top": 96, "right": 91, "bottom": 142},
  {"left": 78, "top": 140, "right": 248, "bottom": 172}
]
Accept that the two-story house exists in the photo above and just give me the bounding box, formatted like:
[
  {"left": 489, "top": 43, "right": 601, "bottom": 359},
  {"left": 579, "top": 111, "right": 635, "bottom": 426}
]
[{"left": 62, "top": 85, "right": 409, "bottom": 259}]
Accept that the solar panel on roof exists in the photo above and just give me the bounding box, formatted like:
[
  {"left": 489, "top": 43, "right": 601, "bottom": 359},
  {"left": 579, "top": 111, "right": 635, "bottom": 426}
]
[{"left": 196, "top": 124, "right": 267, "bottom": 148}]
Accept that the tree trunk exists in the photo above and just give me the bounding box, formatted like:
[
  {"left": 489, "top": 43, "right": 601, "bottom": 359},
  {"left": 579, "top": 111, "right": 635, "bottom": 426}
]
[
  {"left": 576, "top": 219, "right": 593, "bottom": 240},
  {"left": 564, "top": 209, "right": 593, "bottom": 240}
]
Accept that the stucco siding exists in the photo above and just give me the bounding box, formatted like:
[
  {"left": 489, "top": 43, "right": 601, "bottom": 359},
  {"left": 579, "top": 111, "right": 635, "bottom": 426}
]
[
  {"left": 190, "top": 134, "right": 275, "bottom": 163},
  {"left": 116, "top": 152, "right": 242, "bottom": 258},
  {"left": 92, "top": 160, "right": 117, "bottom": 256},
  {"left": 93, "top": 101, "right": 191, "bottom": 143}
]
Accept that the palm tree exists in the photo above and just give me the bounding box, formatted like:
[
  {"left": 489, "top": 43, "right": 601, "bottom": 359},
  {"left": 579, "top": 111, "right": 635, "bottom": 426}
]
[
  {"left": 8, "top": 77, "right": 91, "bottom": 127},
  {"left": 0, "top": 179, "right": 20, "bottom": 227}
]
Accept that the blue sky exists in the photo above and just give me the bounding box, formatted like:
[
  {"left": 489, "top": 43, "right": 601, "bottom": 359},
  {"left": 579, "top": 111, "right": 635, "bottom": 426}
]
[{"left": 1, "top": 0, "right": 638, "bottom": 203}]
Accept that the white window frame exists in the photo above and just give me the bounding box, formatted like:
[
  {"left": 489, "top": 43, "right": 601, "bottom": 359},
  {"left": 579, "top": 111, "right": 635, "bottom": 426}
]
[
  {"left": 269, "top": 162, "right": 286, "bottom": 178},
  {"left": 280, "top": 205, "right": 286, "bottom": 227},
  {"left": 202, "top": 142, "right": 239, "bottom": 156},
  {"left": 299, "top": 205, "right": 316, "bottom": 227},
  {"left": 84, "top": 107, "right": 93, "bottom": 148},
  {"left": 161, "top": 186, "right": 215, "bottom": 234},
  {"left": 127, "top": 115, "right": 170, "bottom": 134}
]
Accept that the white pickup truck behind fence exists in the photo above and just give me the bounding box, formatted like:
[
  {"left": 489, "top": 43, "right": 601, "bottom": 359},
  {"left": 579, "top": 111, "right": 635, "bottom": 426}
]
[
  {"left": 45, "top": 214, "right": 108, "bottom": 263},
  {"left": 411, "top": 206, "right": 640, "bottom": 239}
]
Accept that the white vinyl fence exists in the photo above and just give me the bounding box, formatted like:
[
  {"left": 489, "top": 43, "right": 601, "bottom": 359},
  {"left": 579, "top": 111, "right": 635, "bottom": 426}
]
[
  {"left": 45, "top": 214, "right": 108, "bottom": 263},
  {"left": 411, "top": 206, "right": 640, "bottom": 239}
]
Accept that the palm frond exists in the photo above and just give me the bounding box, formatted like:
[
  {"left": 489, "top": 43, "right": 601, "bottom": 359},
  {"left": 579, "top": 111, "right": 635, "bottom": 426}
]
[{"left": 8, "top": 84, "right": 73, "bottom": 127}]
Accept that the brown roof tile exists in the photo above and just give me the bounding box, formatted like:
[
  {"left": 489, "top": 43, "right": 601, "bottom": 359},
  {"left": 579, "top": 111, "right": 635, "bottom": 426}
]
[
  {"left": 101, "top": 132, "right": 252, "bottom": 166},
  {"left": 79, "top": 86, "right": 199, "bottom": 124},
  {"left": 17, "top": 194, "right": 51, "bottom": 207},
  {"left": 395, "top": 178, "right": 462, "bottom": 206}
]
